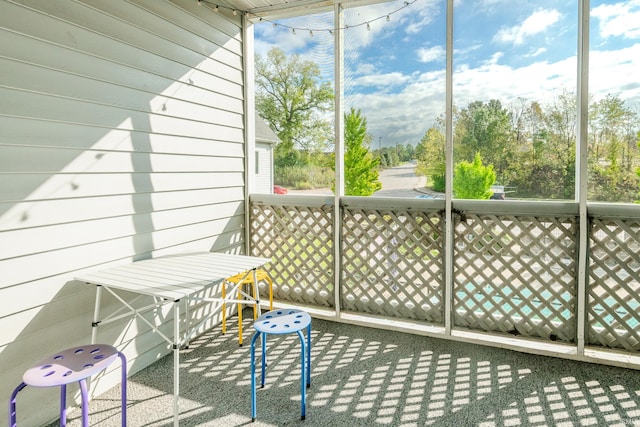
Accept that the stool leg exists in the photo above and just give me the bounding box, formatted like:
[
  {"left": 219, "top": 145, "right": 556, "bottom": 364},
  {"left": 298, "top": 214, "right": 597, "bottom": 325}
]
[
  {"left": 118, "top": 352, "right": 128, "bottom": 427},
  {"left": 266, "top": 276, "right": 273, "bottom": 311},
  {"left": 79, "top": 379, "right": 89, "bottom": 427},
  {"left": 297, "top": 330, "right": 307, "bottom": 420},
  {"left": 250, "top": 332, "right": 260, "bottom": 422},
  {"left": 60, "top": 384, "right": 67, "bottom": 427},
  {"left": 9, "top": 382, "right": 27, "bottom": 427},
  {"left": 306, "top": 321, "right": 312, "bottom": 388},
  {"left": 261, "top": 333, "right": 267, "bottom": 388}
]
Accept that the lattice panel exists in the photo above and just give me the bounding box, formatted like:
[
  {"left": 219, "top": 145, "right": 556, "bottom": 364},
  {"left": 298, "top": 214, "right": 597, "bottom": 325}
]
[
  {"left": 453, "top": 213, "right": 577, "bottom": 341},
  {"left": 250, "top": 202, "right": 334, "bottom": 307},
  {"left": 341, "top": 207, "right": 445, "bottom": 322},
  {"left": 588, "top": 218, "right": 640, "bottom": 350}
]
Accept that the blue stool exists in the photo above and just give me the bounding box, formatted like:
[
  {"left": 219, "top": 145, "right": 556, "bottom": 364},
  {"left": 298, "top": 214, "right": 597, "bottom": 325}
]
[
  {"left": 9, "top": 344, "right": 127, "bottom": 427},
  {"left": 250, "top": 309, "right": 311, "bottom": 422}
]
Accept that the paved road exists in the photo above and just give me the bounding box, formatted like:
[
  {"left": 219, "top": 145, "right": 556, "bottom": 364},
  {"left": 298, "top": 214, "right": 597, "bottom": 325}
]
[
  {"left": 288, "top": 163, "right": 427, "bottom": 197},
  {"left": 374, "top": 163, "right": 426, "bottom": 198}
]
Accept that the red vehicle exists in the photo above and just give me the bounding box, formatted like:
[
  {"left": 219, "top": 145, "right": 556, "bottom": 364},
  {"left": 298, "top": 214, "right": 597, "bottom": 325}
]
[{"left": 273, "top": 185, "right": 288, "bottom": 195}]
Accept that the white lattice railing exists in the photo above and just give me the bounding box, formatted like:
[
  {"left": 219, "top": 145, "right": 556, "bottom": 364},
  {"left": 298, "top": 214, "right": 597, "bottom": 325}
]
[
  {"left": 452, "top": 201, "right": 578, "bottom": 343},
  {"left": 250, "top": 195, "right": 335, "bottom": 308},
  {"left": 588, "top": 204, "right": 640, "bottom": 351},
  {"left": 249, "top": 194, "right": 640, "bottom": 356},
  {"left": 341, "top": 197, "right": 445, "bottom": 322}
]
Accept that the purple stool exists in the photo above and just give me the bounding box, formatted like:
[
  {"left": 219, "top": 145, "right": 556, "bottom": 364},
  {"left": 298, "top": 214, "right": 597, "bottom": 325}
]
[{"left": 9, "top": 344, "right": 127, "bottom": 427}]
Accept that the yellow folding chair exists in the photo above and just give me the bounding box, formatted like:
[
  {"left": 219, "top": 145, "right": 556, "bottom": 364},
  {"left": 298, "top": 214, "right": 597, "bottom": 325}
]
[{"left": 222, "top": 269, "right": 273, "bottom": 345}]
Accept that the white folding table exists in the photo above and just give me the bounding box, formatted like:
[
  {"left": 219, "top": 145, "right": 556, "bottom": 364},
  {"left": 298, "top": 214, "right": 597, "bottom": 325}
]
[{"left": 75, "top": 252, "right": 271, "bottom": 427}]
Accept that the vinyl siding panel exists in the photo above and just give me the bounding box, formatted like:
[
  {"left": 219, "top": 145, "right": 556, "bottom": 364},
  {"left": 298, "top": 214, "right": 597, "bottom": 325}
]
[
  {"left": 255, "top": 142, "right": 273, "bottom": 194},
  {"left": 0, "top": 0, "right": 246, "bottom": 425}
]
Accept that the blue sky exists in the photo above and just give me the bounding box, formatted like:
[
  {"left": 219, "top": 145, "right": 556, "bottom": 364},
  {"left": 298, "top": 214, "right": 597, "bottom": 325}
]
[{"left": 254, "top": 0, "right": 640, "bottom": 148}]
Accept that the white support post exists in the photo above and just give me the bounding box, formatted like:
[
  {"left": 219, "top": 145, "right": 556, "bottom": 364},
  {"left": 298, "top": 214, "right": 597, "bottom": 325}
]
[
  {"left": 576, "top": 0, "right": 590, "bottom": 355},
  {"left": 243, "top": 16, "right": 256, "bottom": 255},
  {"left": 333, "top": 3, "right": 345, "bottom": 318},
  {"left": 444, "top": 0, "right": 454, "bottom": 335}
]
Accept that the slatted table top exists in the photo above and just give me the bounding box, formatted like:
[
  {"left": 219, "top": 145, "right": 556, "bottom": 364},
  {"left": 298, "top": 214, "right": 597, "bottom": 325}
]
[{"left": 75, "top": 252, "right": 271, "bottom": 301}]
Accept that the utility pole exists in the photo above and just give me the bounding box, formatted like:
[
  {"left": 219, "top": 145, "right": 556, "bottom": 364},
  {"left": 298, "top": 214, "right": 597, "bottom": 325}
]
[{"left": 378, "top": 136, "right": 382, "bottom": 152}]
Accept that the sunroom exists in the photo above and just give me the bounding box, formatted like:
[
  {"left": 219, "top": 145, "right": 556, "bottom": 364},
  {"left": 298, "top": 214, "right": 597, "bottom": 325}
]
[{"left": 2, "top": 0, "right": 640, "bottom": 426}]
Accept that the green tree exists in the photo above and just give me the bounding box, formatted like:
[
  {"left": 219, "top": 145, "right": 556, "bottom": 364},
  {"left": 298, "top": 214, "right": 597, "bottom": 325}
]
[
  {"left": 455, "top": 100, "right": 514, "bottom": 184},
  {"left": 416, "top": 127, "right": 446, "bottom": 192},
  {"left": 255, "top": 48, "right": 334, "bottom": 168},
  {"left": 453, "top": 153, "right": 496, "bottom": 199},
  {"left": 336, "top": 108, "right": 382, "bottom": 196},
  {"left": 589, "top": 94, "right": 640, "bottom": 201}
]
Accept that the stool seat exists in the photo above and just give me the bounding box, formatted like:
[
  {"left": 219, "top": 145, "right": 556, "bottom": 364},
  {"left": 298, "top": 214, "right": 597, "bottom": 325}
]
[
  {"left": 250, "top": 309, "right": 311, "bottom": 422},
  {"left": 23, "top": 345, "right": 120, "bottom": 387},
  {"left": 9, "top": 344, "right": 127, "bottom": 427},
  {"left": 254, "top": 310, "right": 311, "bottom": 335}
]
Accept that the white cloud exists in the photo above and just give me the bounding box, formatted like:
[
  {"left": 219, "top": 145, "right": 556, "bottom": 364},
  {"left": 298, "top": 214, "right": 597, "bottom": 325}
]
[
  {"left": 417, "top": 46, "right": 445, "bottom": 63},
  {"left": 592, "top": 0, "right": 640, "bottom": 39},
  {"left": 351, "top": 72, "right": 412, "bottom": 89},
  {"left": 347, "top": 53, "right": 581, "bottom": 147},
  {"left": 254, "top": 13, "right": 335, "bottom": 80},
  {"left": 494, "top": 9, "right": 561, "bottom": 45},
  {"left": 589, "top": 44, "right": 640, "bottom": 101},
  {"left": 485, "top": 51, "right": 504, "bottom": 65},
  {"left": 528, "top": 47, "right": 547, "bottom": 57}
]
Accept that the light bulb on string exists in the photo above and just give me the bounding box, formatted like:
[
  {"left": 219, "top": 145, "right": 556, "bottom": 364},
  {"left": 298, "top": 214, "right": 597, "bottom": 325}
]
[{"left": 242, "top": 0, "right": 417, "bottom": 34}]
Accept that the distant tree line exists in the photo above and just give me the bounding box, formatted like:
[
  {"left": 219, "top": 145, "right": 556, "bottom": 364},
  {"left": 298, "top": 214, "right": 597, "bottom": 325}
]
[{"left": 416, "top": 92, "right": 640, "bottom": 201}]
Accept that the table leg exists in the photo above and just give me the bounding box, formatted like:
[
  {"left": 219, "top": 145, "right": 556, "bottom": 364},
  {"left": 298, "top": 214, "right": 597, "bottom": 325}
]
[
  {"left": 238, "top": 298, "right": 244, "bottom": 346},
  {"left": 221, "top": 282, "right": 227, "bottom": 335},
  {"left": 252, "top": 269, "right": 261, "bottom": 319},
  {"left": 91, "top": 285, "right": 103, "bottom": 345},
  {"left": 173, "top": 301, "right": 180, "bottom": 427}
]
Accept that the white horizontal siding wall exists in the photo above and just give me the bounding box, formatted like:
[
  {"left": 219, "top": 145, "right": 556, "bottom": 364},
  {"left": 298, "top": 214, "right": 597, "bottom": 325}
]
[{"left": 0, "top": 0, "right": 246, "bottom": 425}]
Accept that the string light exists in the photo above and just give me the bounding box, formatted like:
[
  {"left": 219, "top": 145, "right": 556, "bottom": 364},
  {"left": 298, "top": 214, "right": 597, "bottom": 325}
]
[{"left": 194, "top": 0, "right": 419, "bottom": 34}]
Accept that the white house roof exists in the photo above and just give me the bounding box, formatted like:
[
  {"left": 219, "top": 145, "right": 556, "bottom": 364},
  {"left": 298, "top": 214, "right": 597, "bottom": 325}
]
[{"left": 256, "top": 116, "right": 280, "bottom": 144}]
